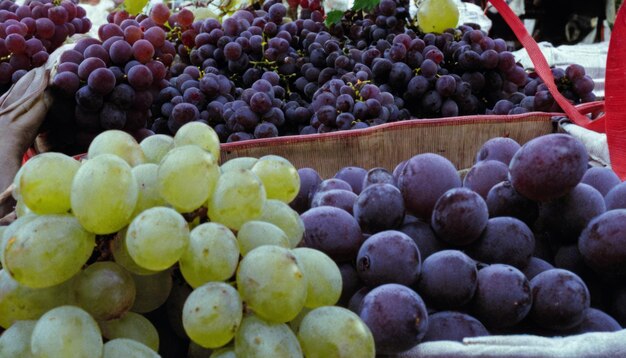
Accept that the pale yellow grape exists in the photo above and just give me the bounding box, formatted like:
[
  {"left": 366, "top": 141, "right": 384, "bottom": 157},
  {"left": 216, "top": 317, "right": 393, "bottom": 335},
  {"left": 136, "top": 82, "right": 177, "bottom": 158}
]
[
  {"left": 236, "top": 245, "right": 307, "bottom": 323},
  {"left": 111, "top": 229, "right": 159, "bottom": 276},
  {"left": 12, "top": 164, "right": 24, "bottom": 200},
  {"left": 288, "top": 306, "right": 312, "bottom": 335},
  {"left": 15, "top": 198, "right": 31, "bottom": 217},
  {"left": 19, "top": 153, "right": 80, "bottom": 214},
  {"left": 109, "top": 227, "right": 159, "bottom": 275},
  {"left": 88, "top": 130, "right": 146, "bottom": 166},
  {"left": 251, "top": 155, "right": 300, "bottom": 203},
  {"left": 209, "top": 346, "right": 236, "bottom": 358},
  {"left": 183, "top": 282, "right": 243, "bottom": 349},
  {"left": 131, "top": 269, "right": 173, "bottom": 313},
  {"left": 0, "top": 214, "right": 37, "bottom": 268},
  {"left": 208, "top": 169, "right": 266, "bottom": 230},
  {"left": 0, "top": 270, "right": 74, "bottom": 329},
  {"left": 293, "top": 248, "right": 342, "bottom": 308},
  {"left": 220, "top": 157, "right": 258, "bottom": 173},
  {"left": 0, "top": 320, "right": 36, "bottom": 358},
  {"left": 259, "top": 199, "right": 305, "bottom": 248},
  {"left": 126, "top": 207, "right": 189, "bottom": 271},
  {"left": 103, "top": 339, "right": 159, "bottom": 358},
  {"left": 179, "top": 223, "right": 240, "bottom": 288},
  {"left": 158, "top": 145, "right": 220, "bottom": 213},
  {"left": 234, "top": 314, "right": 303, "bottom": 357},
  {"left": 131, "top": 163, "right": 168, "bottom": 217},
  {"left": 71, "top": 154, "right": 139, "bottom": 234},
  {"left": 74, "top": 262, "right": 136, "bottom": 321},
  {"left": 297, "top": 306, "right": 375, "bottom": 358},
  {"left": 237, "top": 221, "right": 289, "bottom": 256},
  {"left": 31, "top": 305, "right": 103, "bottom": 358},
  {"left": 4, "top": 215, "right": 95, "bottom": 288},
  {"left": 417, "top": 0, "right": 460, "bottom": 34},
  {"left": 140, "top": 134, "right": 175, "bottom": 164},
  {"left": 99, "top": 312, "right": 160, "bottom": 352},
  {"left": 174, "top": 121, "right": 220, "bottom": 162}
]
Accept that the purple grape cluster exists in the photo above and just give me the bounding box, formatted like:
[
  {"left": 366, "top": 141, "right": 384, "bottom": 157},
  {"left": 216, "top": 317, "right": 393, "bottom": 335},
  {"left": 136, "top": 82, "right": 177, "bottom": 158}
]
[
  {"left": 43, "top": 0, "right": 600, "bottom": 153},
  {"left": 0, "top": 0, "right": 91, "bottom": 91},
  {"left": 291, "top": 133, "right": 625, "bottom": 353}
]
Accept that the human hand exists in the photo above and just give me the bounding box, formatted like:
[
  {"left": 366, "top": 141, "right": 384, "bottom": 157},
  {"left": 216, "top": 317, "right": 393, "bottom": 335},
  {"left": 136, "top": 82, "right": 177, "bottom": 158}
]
[{"left": 0, "top": 66, "right": 52, "bottom": 218}]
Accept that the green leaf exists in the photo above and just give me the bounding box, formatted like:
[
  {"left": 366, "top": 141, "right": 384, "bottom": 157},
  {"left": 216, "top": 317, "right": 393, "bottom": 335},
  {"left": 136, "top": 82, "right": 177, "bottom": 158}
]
[
  {"left": 325, "top": 10, "right": 344, "bottom": 27},
  {"left": 124, "top": 0, "right": 150, "bottom": 16},
  {"left": 352, "top": 0, "right": 380, "bottom": 12}
]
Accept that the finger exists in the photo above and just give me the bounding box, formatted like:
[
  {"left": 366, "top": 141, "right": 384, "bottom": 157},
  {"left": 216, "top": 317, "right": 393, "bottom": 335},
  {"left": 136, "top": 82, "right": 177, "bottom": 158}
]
[{"left": 12, "top": 93, "right": 50, "bottom": 129}]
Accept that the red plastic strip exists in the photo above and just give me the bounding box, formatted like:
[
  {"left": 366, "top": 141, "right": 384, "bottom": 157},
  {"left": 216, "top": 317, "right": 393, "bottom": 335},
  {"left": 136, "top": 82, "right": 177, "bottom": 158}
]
[
  {"left": 604, "top": 3, "right": 626, "bottom": 179},
  {"left": 487, "top": 0, "right": 597, "bottom": 129}
]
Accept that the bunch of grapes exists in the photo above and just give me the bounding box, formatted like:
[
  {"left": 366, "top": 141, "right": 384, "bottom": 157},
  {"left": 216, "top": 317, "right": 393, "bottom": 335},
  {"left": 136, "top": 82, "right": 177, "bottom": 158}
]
[
  {"left": 3, "top": 123, "right": 379, "bottom": 357},
  {"left": 304, "top": 76, "right": 410, "bottom": 133},
  {"left": 48, "top": 16, "right": 176, "bottom": 152},
  {"left": 151, "top": 65, "right": 236, "bottom": 136},
  {"left": 0, "top": 0, "right": 91, "bottom": 91},
  {"left": 291, "top": 132, "right": 625, "bottom": 355}
]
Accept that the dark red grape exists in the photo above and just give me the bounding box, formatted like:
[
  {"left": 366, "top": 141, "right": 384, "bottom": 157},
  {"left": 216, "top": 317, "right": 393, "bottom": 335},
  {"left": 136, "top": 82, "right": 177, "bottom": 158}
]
[
  {"left": 431, "top": 187, "right": 489, "bottom": 246},
  {"left": 529, "top": 269, "right": 590, "bottom": 330},
  {"left": 359, "top": 283, "right": 429, "bottom": 354},
  {"left": 302, "top": 206, "right": 363, "bottom": 263},
  {"left": 356, "top": 230, "right": 421, "bottom": 287},
  {"left": 471, "top": 264, "right": 532, "bottom": 329},
  {"left": 399, "top": 153, "right": 462, "bottom": 220},
  {"left": 417, "top": 250, "right": 477, "bottom": 309},
  {"left": 421, "top": 311, "right": 489, "bottom": 342},
  {"left": 509, "top": 134, "right": 588, "bottom": 202}
]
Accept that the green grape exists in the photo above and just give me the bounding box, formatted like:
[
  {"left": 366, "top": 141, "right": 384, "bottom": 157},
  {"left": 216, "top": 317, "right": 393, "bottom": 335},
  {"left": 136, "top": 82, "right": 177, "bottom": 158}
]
[
  {"left": 236, "top": 246, "right": 307, "bottom": 323},
  {"left": 237, "top": 221, "right": 289, "bottom": 256},
  {"left": 131, "top": 269, "right": 173, "bottom": 313},
  {"left": 102, "top": 338, "right": 159, "bottom": 358},
  {"left": 251, "top": 155, "right": 300, "bottom": 204},
  {"left": 12, "top": 165, "right": 25, "bottom": 200},
  {"left": 18, "top": 153, "right": 80, "bottom": 215},
  {"left": 183, "top": 282, "right": 243, "bottom": 349},
  {"left": 0, "top": 320, "right": 36, "bottom": 358},
  {"left": 126, "top": 207, "right": 189, "bottom": 271},
  {"left": 174, "top": 122, "right": 221, "bottom": 163},
  {"left": 288, "top": 306, "right": 312, "bottom": 335},
  {"left": 234, "top": 314, "right": 303, "bottom": 357},
  {"left": 220, "top": 157, "right": 258, "bottom": 173},
  {"left": 293, "top": 248, "right": 342, "bottom": 308},
  {"left": 0, "top": 270, "right": 74, "bottom": 329},
  {"left": 111, "top": 229, "right": 159, "bottom": 276},
  {"left": 297, "top": 306, "right": 375, "bottom": 358},
  {"left": 88, "top": 130, "right": 146, "bottom": 167},
  {"left": 259, "top": 199, "right": 305, "bottom": 248},
  {"left": 99, "top": 312, "right": 159, "bottom": 352},
  {"left": 140, "top": 134, "right": 175, "bottom": 164},
  {"left": 417, "top": 0, "right": 460, "bottom": 34},
  {"left": 131, "top": 163, "right": 168, "bottom": 217},
  {"left": 4, "top": 215, "right": 95, "bottom": 288},
  {"left": 209, "top": 346, "right": 236, "bottom": 358},
  {"left": 208, "top": 169, "right": 266, "bottom": 230},
  {"left": 14, "top": 198, "right": 31, "bottom": 218},
  {"left": 179, "top": 223, "right": 240, "bottom": 288},
  {"left": 0, "top": 214, "right": 38, "bottom": 268},
  {"left": 158, "top": 145, "right": 220, "bottom": 213},
  {"left": 71, "top": 154, "right": 139, "bottom": 234},
  {"left": 74, "top": 262, "right": 136, "bottom": 321},
  {"left": 30, "top": 305, "right": 103, "bottom": 358}
]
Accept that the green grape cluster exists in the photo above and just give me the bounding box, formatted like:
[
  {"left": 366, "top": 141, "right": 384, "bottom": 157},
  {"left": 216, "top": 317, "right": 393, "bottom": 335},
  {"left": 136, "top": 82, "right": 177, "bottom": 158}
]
[{"left": 1, "top": 121, "right": 375, "bottom": 357}]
